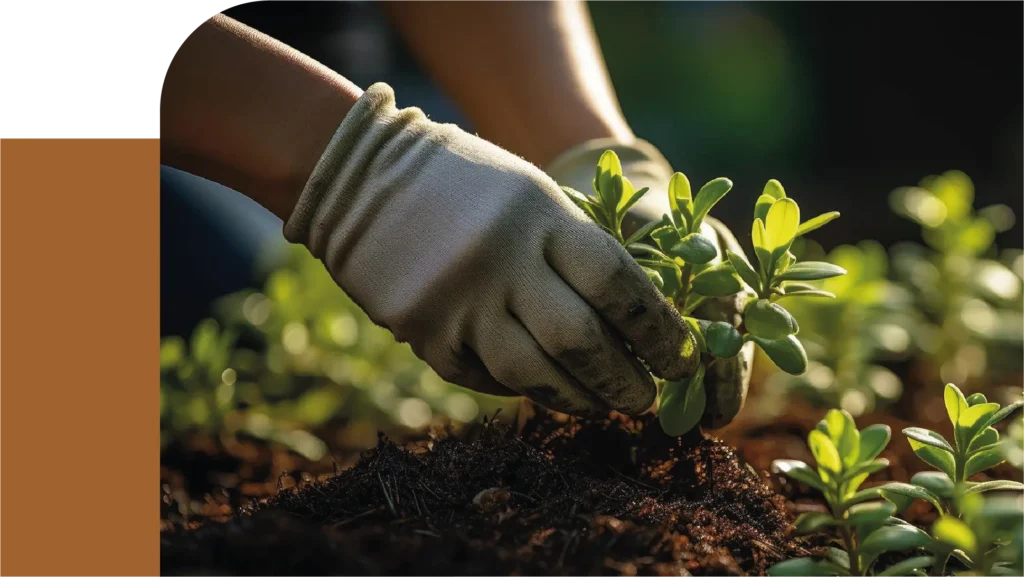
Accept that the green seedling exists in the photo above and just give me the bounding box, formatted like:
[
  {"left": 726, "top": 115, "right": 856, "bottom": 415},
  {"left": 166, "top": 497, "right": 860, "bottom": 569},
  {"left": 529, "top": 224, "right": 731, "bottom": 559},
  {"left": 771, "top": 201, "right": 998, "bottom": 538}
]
[
  {"left": 930, "top": 492, "right": 1023, "bottom": 576},
  {"left": 889, "top": 171, "right": 1022, "bottom": 387},
  {"left": 768, "top": 409, "right": 936, "bottom": 576},
  {"left": 563, "top": 151, "right": 846, "bottom": 436},
  {"left": 772, "top": 240, "right": 918, "bottom": 417},
  {"left": 873, "top": 383, "right": 1024, "bottom": 574}
]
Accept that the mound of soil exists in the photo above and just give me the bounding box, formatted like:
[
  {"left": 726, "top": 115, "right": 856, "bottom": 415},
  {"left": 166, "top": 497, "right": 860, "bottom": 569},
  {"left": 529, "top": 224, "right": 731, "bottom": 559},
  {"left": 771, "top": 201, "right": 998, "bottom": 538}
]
[{"left": 161, "top": 410, "right": 808, "bottom": 575}]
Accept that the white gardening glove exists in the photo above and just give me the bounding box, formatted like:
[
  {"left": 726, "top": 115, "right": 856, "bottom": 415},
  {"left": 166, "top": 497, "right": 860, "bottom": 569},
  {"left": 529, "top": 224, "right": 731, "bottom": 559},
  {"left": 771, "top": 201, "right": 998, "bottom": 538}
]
[
  {"left": 284, "top": 83, "right": 699, "bottom": 417},
  {"left": 546, "top": 138, "right": 754, "bottom": 428}
]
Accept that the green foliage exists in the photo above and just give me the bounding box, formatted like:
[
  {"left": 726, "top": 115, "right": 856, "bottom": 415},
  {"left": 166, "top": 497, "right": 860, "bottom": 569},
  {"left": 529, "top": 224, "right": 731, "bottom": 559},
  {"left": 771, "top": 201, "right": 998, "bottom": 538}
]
[
  {"left": 889, "top": 170, "right": 1023, "bottom": 386},
  {"left": 769, "top": 409, "right": 931, "bottom": 576},
  {"left": 160, "top": 245, "right": 517, "bottom": 459},
  {"left": 931, "top": 493, "right": 1024, "bottom": 576},
  {"left": 562, "top": 151, "right": 846, "bottom": 436}
]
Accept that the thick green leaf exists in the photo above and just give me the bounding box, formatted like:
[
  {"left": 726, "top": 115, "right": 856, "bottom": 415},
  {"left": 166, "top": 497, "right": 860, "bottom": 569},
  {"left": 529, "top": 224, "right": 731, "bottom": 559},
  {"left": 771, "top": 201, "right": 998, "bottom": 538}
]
[
  {"left": 763, "top": 179, "right": 787, "bottom": 200},
  {"left": 641, "top": 267, "right": 664, "bottom": 291},
  {"left": 794, "top": 511, "right": 836, "bottom": 534},
  {"left": 649, "top": 222, "right": 680, "bottom": 252},
  {"left": 845, "top": 487, "right": 883, "bottom": 509},
  {"left": 627, "top": 243, "right": 671, "bottom": 261},
  {"left": 910, "top": 471, "right": 955, "bottom": 500},
  {"left": 965, "top": 446, "right": 1005, "bottom": 478},
  {"left": 903, "top": 427, "right": 954, "bottom": 452},
  {"left": 658, "top": 364, "right": 706, "bottom": 437},
  {"left": 932, "top": 516, "right": 976, "bottom": 556},
  {"left": 826, "top": 409, "right": 860, "bottom": 467},
  {"left": 706, "top": 321, "right": 743, "bottom": 358},
  {"left": 683, "top": 317, "right": 708, "bottom": 354},
  {"left": 595, "top": 151, "right": 624, "bottom": 213},
  {"left": 908, "top": 439, "right": 956, "bottom": 478},
  {"left": 691, "top": 263, "right": 744, "bottom": 297},
  {"left": 752, "top": 218, "right": 772, "bottom": 273},
  {"left": 877, "top": 556, "right": 935, "bottom": 576},
  {"left": 809, "top": 429, "right": 842, "bottom": 474},
  {"left": 967, "top": 427, "right": 998, "bottom": 453},
  {"left": 561, "top": 185, "right": 598, "bottom": 214},
  {"left": 670, "top": 232, "right": 718, "bottom": 264},
  {"left": 623, "top": 218, "right": 664, "bottom": 246},
  {"left": 961, "top": 479, "right": 1024, "bottom": 495},
  {"left": 965, "top": 392, "right": 988, "bottom": 406},
  {"left": 775, "top": 250, "right": 795, "bottom": 273},
  {"left": 859, "top": 424, "right": 892, "bottom": 462},
  {"left": 796, "top": 211, "right": 841, "bottom": 237},
  {"left": 744, "top": 299, "right": 799, "bottom": 339},
  {"left": 775, "top": 262, "right": 848, "bottom": 282},
  {"left": 754, "top": 194, "right": 776, "bottom": 223},
  {"left": 766, "top": 198, "right": 801, "bottom": 257},
  {"left": 958, "top": 402, "right": 1000, "bottom": 448},
  {"left": 842, "top": 458, "right": 888, "bottom": 482},
  {"left": 619, "top": 185, "right": 650, "bottom": 215},
  {"left": 727, "top": 250, "right": 761, "bottom": 293},
  {"left": 772, "top": 459, "right": 827, "bottom": 492},
  {"left": 846, "top": 500, "right": 896, "bottom": 528},
  {"left": 750, "top": 334, "right": 808, "bottom": 375},
  {"left": 944, "top": 383, "right": 968, "bottom": 428},
  {"left": 877, "top": 482, "right": 943, "bottom": 512},
  {"left": 767, "top": 558, "right": 846, "bottom": 576},
  {"left": 691, "top": 177, "right": 733, "bottom": 228},
  {"left": 778, "top": 282, "right": 835, "bottom": 301},
  {"left": 859, "top": 525, "right": 933, "bottom": 559},
  {"left": 976, "top": 400, "right": 1024, "bottom": 432},
  {"left": 668, "top": 172, "right": 691, "bottom": 230}
]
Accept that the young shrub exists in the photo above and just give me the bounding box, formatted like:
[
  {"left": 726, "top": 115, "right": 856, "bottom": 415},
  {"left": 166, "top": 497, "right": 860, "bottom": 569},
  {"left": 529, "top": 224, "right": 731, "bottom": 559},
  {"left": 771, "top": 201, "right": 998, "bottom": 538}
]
[
  {"left": 889, "top": 171, "right": 1023, "bottom": 387},
  {"left": 856, "top": 383, "right": 1024, "bottom": 574},
  {"left": 562, "top": 156, "right": 847, "bottom": 436},
  {"left": 768, "top": 409, "right": 935, "bottom": 576},
  {"left": 930, "top": 492, "right": 1023, "bottom": 576}
]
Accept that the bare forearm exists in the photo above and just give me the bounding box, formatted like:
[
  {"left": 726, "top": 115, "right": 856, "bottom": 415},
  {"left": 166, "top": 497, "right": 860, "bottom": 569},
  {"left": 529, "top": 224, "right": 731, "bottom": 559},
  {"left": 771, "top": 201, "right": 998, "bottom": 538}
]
[
  {"left": 161, "top": 14, "right": 363, "bottom": 219},
  {"left": 384, "top": 0, "right": 633, "bottom": 166}
]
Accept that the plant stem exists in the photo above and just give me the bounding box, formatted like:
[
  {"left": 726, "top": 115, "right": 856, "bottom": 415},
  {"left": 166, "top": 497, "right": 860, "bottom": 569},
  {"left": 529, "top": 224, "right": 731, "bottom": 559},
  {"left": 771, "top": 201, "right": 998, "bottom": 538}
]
[
  {"left": 839, "top": 526, "right": 862, "bottom": 576},
  {"left": 675, "top": 263, "right": 693, "bottom": 311},
  {"left": 931, "top": 551, "right": 951, "bottom": 577}
]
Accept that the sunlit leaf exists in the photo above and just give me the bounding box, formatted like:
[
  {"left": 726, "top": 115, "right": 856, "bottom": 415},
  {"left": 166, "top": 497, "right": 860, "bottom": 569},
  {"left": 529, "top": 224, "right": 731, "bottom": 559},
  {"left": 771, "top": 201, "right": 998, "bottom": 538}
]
[
  {"left": 750, "top": 334, "right": 808, "bottom": 375},
  {"left": 691, "top": 263, "right": 744, "bottom": 297},
  {"left": 796, "top": 211, "right": 841, "bottom": 237},
  {"left": 744, "top": 299, "right": 799, "bottom": 339},
  {"left": 766, "top": 198, "right": 800, "bottom": 257},
  {"left": 932, "top": 516, "right": 976, "bottom": 557},
  {"left": 772, "top": 459, "right": 827, "bottom": 492},
  {"left": 775, "top": 262, "right": 847, "bottom": 282},
  {"left": 908, "top": 439, "right": 956, "bottom": 479},
  {"left": 859, "top": 424, "right": 892, "bottom": 462},
  {"left": 691, "top": 177, "right": 733, "bottom": 229},
  {"left": 658, "top": 364, "right": 706, "bottom": 436}
]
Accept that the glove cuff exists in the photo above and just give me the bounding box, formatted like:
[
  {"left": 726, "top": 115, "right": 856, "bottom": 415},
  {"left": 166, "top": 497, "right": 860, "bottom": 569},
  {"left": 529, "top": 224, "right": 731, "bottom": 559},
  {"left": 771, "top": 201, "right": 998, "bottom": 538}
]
[
  {"left": 283, "top": 82, "right": 421, "bottom": 258},
  {"left": 544, "top": 137, "right": 675, "bottom": 222}
]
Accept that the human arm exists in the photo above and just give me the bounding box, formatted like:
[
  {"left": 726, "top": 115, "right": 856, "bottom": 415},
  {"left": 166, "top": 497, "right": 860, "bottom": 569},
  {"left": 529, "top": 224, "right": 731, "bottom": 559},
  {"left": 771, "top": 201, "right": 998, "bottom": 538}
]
[
  {"left": 161, "top": 13, "right": 362, "bottom": 220},
  {"left": 160, "top": 14, "right": 701, "bottom": 417}
]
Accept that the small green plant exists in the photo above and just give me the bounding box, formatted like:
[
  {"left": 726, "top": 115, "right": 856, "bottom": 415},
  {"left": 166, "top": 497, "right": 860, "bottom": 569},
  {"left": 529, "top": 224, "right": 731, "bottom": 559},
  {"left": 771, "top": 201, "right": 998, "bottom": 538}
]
[
  {"left": 768, "top": 409, "right": 935, "bottom": 576},
  {"left": 888, "top": 385, "right": 1024, "bottom": 573},
  {"left": 770, "top": 240, "right": 919, "bottom": 416},
  {"left": 562, "top": 151, "right": 846, "bottom": 435},
  {"left": 930, "top": 492, "right": 1023, "bottom": 576},
  {"left": 889, "top": 171, "right": 1022, "bottom": 388}
]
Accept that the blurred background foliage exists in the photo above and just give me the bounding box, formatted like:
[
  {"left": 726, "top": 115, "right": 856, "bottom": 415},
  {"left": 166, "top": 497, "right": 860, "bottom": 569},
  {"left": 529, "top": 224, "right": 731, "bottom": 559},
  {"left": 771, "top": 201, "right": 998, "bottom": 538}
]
[
  {"left": 162, "top": 2, "right": 1022, "bottom": 458},
  {"left": 161, "top": 245, "right": 517, "bottom": 460}
]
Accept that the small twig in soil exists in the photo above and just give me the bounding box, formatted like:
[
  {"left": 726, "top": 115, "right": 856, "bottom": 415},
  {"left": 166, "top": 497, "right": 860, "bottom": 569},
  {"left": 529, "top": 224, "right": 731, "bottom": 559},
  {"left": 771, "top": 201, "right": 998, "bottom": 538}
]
[
  {"left": 377, "top": 472, "right": 397, "bottom": 517},
  {"left": 331, "top": 507, "right": 378, "bottom": 528}
]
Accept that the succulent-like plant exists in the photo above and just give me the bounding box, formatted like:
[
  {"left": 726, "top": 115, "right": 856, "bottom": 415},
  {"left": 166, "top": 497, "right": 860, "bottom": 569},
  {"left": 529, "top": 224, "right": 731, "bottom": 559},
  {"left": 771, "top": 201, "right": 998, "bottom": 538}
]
[
  {"left": 562, "top": 151, "right": 846, "bottom": 435},
  {"left": 768, "top": 409, "right": 935, "bottom": 576}
]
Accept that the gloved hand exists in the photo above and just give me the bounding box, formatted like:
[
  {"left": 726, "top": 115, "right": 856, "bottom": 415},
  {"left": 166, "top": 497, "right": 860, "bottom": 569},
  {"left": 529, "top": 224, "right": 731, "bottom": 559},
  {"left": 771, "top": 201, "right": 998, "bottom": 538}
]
[
  {"left": 284, "top": 83, "right": 699, "bottom": 417},
  {"left": 546, "top": 138, "right": 754, "bottom": 428}
]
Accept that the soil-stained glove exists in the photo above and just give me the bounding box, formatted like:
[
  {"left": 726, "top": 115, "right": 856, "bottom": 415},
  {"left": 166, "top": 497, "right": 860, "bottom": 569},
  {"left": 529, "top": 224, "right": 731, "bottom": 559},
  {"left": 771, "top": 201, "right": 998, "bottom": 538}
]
[
  {"left": 546, "top": 139, "right": 754, "bottom": 428},
  {"left": 284, "top": 84, "right": 699, "bottom": 417}
]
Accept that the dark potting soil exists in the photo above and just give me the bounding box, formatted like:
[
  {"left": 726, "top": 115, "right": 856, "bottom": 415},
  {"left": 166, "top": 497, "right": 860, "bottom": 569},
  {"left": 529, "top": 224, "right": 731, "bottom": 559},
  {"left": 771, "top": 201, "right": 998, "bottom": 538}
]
[{"left": 161, "top": 410, "right": 809, "bottom": 575}]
